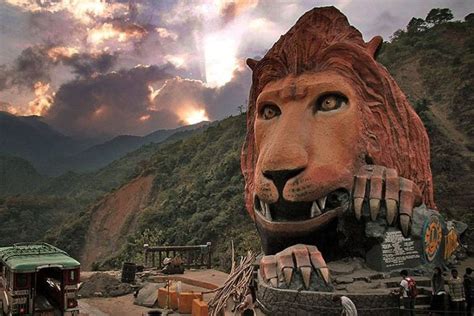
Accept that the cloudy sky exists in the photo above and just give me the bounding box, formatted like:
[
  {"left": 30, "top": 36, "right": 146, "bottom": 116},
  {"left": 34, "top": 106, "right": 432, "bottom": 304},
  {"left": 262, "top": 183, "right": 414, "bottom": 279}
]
[{"left": 0, "top": 0, "right": 473, "bottom": 138}]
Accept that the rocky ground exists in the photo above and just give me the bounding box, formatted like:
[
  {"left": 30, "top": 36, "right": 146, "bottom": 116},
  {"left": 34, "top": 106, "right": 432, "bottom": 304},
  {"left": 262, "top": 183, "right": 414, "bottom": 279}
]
[
  {"left": 77, "top": 269, "right": 222, "bottom": 315},
  {"left": 79, "top": 294, "right": 151, "bottom": 316},
  {"left": 78, "top": 273, "right": 135, "bottom": 298}
]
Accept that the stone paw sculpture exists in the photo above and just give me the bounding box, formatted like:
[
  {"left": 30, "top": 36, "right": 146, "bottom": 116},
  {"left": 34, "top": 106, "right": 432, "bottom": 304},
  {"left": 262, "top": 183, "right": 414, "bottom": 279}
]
[
  {"left": 352, "top": 164, "right": 423, "bottom": 237},
  {"left": 259, "top": 244, "right": 332, "bottom": 291}
]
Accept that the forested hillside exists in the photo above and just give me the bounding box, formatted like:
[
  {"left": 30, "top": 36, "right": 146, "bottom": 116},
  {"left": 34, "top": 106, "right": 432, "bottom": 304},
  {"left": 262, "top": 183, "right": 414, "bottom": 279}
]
[
  {"left": 0, "top": 126, "right": 208, "bottom": 252},
  {"left": 378, "top": 9, "right": 474, "bottom": 224},
  {"left": 46, "top": 115, "right": 258, "bottom": 270}
]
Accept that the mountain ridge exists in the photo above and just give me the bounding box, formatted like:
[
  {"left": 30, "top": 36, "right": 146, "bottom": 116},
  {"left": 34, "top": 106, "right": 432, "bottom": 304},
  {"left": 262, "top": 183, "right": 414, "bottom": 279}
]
[{"left": 0, "top": 110, "right": 210, "bottom": 175}]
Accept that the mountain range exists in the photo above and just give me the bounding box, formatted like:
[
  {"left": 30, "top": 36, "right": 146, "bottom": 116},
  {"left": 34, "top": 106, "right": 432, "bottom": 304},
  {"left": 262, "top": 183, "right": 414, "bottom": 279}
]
[{"left": 0, "top": 111, "right": 209, "bottom": 175}]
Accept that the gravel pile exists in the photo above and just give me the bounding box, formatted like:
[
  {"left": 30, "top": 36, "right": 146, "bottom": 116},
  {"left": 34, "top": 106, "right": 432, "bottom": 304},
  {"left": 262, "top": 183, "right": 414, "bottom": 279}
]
[{"left": 79, "top": 273, "right": 134, "bottom": 298}]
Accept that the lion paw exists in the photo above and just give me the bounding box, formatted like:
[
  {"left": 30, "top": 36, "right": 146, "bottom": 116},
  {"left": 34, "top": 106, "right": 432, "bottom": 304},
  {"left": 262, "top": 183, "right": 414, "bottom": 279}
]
[
  {"left": 259, "top": 244, "right": 331, "bottom": 291},
  {"left": 352, "top": 165, "right": 422, "bottom": 237}
]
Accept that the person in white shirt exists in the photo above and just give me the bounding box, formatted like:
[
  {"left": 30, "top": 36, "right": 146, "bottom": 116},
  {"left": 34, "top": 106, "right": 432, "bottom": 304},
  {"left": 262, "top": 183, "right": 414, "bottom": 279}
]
[
  {"left": 333, "top": 295, "right": 357, "bottom": 316},
  {"left": 399, "top": 270, "right": 415, "bottom": 316}
]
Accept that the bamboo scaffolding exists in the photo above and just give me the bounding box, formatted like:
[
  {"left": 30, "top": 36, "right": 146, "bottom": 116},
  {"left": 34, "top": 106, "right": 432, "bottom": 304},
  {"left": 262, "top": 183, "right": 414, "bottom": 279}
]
[{"left": 208, "top": 250, "right": 256, "bottom": 316}]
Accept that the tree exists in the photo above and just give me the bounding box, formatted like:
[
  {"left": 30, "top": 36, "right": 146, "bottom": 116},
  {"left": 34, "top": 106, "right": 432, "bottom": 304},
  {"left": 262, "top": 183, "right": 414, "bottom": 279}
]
[
  {"left": 407, "top": 17, "right": 427, "bottom": 33},
  {"left": 390, "top": 29, "right": 405, "bottom": 41},
  {"left": 425, "top": 8, "right": 453, "bottom": 26},
  {"left": 237, "top": 99, "right": 248, "bottom": 114},
  {"left": 465, "top": 13, "right": 474, "bottom": 24},
  {"left": 414, "top": 98, "right": 431, "bottom": 114},
  {"left": 237, "top": 104, "right": 246, "bottom": 114}
]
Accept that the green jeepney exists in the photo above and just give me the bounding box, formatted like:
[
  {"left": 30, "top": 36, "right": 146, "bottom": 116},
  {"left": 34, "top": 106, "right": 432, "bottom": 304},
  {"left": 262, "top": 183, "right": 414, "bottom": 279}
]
[{"left": 0, "top": 243, "right": 80, "bottom": 316}]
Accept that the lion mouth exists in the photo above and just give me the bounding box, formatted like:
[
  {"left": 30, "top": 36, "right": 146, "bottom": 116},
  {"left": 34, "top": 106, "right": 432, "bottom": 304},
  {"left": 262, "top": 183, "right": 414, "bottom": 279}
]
[{"left": 254, "top": 188, "right": 350, "bottom": 222}]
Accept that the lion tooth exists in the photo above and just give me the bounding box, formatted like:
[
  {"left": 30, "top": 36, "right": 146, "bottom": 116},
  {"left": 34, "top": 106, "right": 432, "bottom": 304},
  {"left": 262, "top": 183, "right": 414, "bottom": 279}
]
[
  {"left": 264, "top": 203, "right": 272, "bottom": 221},
  {"left": 260, "top": 200, "right": 266, "bottom": 215},
  {"left": 317, "top": 196, "right": 327, "bottom": 211},
  {"left": 311, "top": 201, "right": 322, "bottom": 217}
]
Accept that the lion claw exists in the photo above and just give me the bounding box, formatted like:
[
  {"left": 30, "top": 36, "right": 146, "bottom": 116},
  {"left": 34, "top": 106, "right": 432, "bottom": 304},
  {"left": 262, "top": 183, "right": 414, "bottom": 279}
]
[
  {"left": 353, "top": 165, "right": 422, "bottom": 236},
  {"left": 320, "top": 267, "right": 330, "bottom": 284},
  {"left": 300, "top": 266, "right": 312, "bottom": 289},
  {"left": 260, "top": 255, "right": 277, "bottom": 283},
  {"left": 259, "top": 245, "right": 330, "bottom": 289},
  {"left": 369, "top": 198, "right": 380, "bottom": 220},
  {"left": 354, "top": 197, "right": 364, "bottom": 220},
  {"left": 277, "top": 252, "right": 294, "bottom": 285},
  {"left": 386, "top": 199, "right": 397, "bottom": 225},
  {"left": 282, "top": 268, "right": 293, "bottom": 285},
  {"left": 400, "top": 214, "right": 411, "bottom": 237}
]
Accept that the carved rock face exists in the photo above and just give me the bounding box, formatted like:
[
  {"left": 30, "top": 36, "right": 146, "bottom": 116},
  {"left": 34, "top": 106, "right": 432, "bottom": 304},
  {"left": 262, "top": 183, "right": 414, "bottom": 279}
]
[
  {"left": 252, "top": 71, "right": 364, "bottom": 251},
  {"left": 241, "top": 6, "right": 435, "bottom": 256}
]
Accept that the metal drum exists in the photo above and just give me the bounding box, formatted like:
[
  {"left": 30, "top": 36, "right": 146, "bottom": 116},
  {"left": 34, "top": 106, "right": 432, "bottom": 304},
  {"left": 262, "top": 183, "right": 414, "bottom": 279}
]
[{"left": 121, "top": 262, "right": 137, "bottom": 283}]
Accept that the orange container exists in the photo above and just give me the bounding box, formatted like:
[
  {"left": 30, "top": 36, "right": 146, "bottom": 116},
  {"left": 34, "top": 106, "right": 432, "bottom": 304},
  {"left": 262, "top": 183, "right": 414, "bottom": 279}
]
[
  {"left": 178, "top": 292, "right": 203, "bottom": 314},
  {"left": 157, "top": 288, "right": 168, "bottom": 309},
  {"left": 192, "top": 298, "right": 208, "bottom": 316},
  {"left": 169, "top": 289, "right": 179, "bottom": 310}
]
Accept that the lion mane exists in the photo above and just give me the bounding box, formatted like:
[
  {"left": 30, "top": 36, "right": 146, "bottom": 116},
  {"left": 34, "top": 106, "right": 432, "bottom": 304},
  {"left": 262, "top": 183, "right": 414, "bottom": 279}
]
[{"left": 241, "top": 6, "right": 435, "bottom": 219}]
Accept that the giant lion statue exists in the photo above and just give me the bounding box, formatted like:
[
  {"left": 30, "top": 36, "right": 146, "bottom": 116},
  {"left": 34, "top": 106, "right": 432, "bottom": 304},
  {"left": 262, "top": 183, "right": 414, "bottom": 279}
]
[{"left": 240, "top": 7, "right": 440, "bottom": 290}]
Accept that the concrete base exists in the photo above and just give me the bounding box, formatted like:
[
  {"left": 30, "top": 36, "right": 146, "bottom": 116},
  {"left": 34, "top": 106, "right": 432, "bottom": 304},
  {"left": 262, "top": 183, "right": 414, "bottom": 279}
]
[{"left": 257, "top": 279, "right": 399, "bottom": 316}]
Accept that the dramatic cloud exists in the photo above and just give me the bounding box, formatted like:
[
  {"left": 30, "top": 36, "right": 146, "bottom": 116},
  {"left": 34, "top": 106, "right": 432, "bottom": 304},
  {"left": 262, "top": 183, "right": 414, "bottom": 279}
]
[
  {"left": 151, "top": 62, "right": 250, "bottom": 125},
  {"left": 0, "top": 101, "right": 18, "bottom": 114},
  {"left": 27, "top": 81, "right": 54, "bottom": 116},
  {"left": 28, "top": 9, "right": 86, "bottom": 44},
  {"left": 0, "top": 45, "right": 55, "bottom": 91},
  {"left": 6, "top": 0, "right": 129, "bottom": 25},
  {"left": 44, "top": 61, "right": 251, "bottom": 137},
  {"left": 2, "top": 0, "right": 473, "bottom": 138},
  {"left": 44, "top": 64, "right": 179, "bottom": 137},
  {"left": 87, "top": 21, "right": 148, "bottom": 48},
  {"left": 219, "top": 0, "right": 258, "bottom": 25},
  {"left": 61, "top": 52, "right": 119, "bottom": 78},
  {"left": 0, "top": 44, "right": 119, "bottom": 92}
]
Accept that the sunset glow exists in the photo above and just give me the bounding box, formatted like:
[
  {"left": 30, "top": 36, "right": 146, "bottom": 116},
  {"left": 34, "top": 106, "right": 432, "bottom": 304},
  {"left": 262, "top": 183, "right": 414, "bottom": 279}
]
[
  {"left": 204, "top": 32, "right": 239, "bottom": 87},
  {"left": 183, "top": 108, "right": 209, "bottom": 125},
  {"left": 27, "top": 82, "right": 54, "bottom": 116},
  {"left": 164, "top": 55, "right": 187, "bottom": 68},
  {"left": 139, "top": 114, "right": 151, "bottom": 122},
  {"left": 88, "top": 23, "right": 120, "bottom": 44},
  {"left": 93, "top": 106, "right": 106, "bottom": 117},
  {"left": 147, "top": 85, "right": 162, "bottom": 104},
  {"left": 3, "top": 0, "right": 452, "bottom": 138},
  {"left": 88, "top": 23, "right": 145, "bottom": 45},
  {"left": 47, "top": 46, "right": 79, "bottom": 61}
]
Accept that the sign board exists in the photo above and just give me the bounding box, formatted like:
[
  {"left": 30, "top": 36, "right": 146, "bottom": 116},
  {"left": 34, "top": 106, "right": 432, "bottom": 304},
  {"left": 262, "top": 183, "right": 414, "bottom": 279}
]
[{"left": 366, "top": 229, "right": 422, "bottom": 271}]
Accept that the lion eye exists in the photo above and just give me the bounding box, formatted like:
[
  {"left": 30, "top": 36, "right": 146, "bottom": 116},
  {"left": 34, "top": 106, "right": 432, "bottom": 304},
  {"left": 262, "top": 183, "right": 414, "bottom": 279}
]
[
  {"left": 260, "top": 104, "right": 281, "bottom": 120},
  {"left": 315, "top": 94, "right": 347, "bottom": 112}
]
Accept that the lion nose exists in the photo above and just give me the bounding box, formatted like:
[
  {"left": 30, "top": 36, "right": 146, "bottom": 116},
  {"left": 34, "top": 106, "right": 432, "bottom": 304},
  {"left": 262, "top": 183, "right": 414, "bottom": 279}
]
[{"left": 263, "top": 168, "right": 305, "bottom": 195}]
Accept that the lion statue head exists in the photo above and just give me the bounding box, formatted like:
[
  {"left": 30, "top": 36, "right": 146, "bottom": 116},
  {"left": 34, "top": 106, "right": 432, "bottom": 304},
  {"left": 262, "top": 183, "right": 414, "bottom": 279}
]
[{"left": 241, "top": 7, "right": 435, "bottom": 256}]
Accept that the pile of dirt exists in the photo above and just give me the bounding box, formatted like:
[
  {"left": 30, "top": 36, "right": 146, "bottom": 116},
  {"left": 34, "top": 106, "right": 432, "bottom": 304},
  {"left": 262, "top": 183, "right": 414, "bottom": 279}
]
[{"left": 78, "top": 273, "right": 134, "bottom": 298}]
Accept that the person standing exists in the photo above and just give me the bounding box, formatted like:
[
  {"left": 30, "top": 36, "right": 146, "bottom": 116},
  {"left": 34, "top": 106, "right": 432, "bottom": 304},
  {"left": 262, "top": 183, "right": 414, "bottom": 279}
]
[
  {"left": 399, "top": 270, "right": 416, "bottom": 316},
  {"left": 429, "top": 267, "right": 446, "bottom": 315},
  {"left": 464, "top": 268, "right": 473, "bottom": 316},
  {"left": 448, "top": 269, "right": 465, "bottom": 314},
  {"left": 333, "top": 295, "right": 357, "bottom": 316}
]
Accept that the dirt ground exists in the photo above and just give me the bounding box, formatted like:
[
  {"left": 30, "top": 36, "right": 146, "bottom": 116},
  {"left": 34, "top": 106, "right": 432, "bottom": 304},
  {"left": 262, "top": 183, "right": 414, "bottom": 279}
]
[
  {"left": 79, "top": 294, "right": 153, "bottom": 316},
  {"left": 77, "top": 258, "right": 473, "bottom": 315}
]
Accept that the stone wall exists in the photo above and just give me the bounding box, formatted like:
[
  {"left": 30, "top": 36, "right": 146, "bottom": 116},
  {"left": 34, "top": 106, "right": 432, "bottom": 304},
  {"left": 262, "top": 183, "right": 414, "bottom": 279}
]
[{"left": 257, "top": 278, "right": 399, "bottom": 316}]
